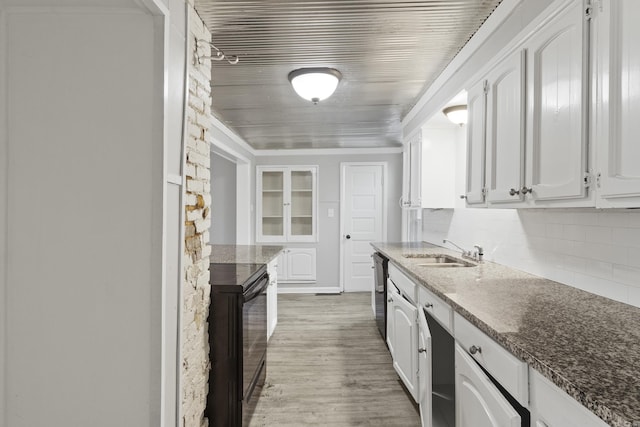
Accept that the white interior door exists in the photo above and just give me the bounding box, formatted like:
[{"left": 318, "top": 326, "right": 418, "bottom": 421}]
[{"left": 341, "top": 163, "right": 385, "bottom": 292}]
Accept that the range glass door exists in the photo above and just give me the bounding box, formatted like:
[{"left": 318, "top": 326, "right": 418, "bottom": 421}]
[{"left": 242, "top": 273, "right": 268, "bottom": 401}]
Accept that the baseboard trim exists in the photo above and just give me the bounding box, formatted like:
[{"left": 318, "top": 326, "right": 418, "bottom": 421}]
[{"left": 278, "top": 286, "right": 341, "bottom": 294}]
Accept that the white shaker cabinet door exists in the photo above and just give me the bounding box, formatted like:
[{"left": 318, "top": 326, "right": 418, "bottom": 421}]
[
  {"left": 418, "top": 307, "right": 432, "bottom": 427},
  {"left": 455, "top": 343, "right": 521, "bottom": 427},
  {"left": 596, "top": 0, "right": 640, "bottom": 206},
  {"left": 386, "top": 283, "right": 399, "bottom": 359},
  {"left": 465, "top": 79, "right": 488, "bottom": 206},
  {"left": 392, "top": 292, "right": 419, "bottom": 402},
  {"left": 525, "top": 0, "right": 588, "bottom": 202},
  {"left": 485, "top": 50, "right": 526, "bottom": 205}
]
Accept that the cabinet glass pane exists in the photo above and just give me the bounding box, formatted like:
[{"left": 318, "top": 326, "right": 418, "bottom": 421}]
[
  {"left": 291, "top": 171, "right": 312, "bottom": 190},
  {"left": 263, "top": 171, "right": 284, "bottom": 191},
  {"left": 290, "top": 191, "right": 312, "bottom": 216},
  {"left": 262, "top": 217, "right": 284, "bottom": 236},
  {"left": 291, "top": 217, "right": 312, "bottom": 236}
]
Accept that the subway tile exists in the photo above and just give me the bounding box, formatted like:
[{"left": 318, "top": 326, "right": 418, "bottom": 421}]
[
  {"left": 611, "top": 227, "right": 640, "bottom": 248},
  {"left": 598, "top": 211, "right": 629, "bottom": 227},
  {"left": 584, "top": 226, "right": 612, "bottom": 244},
  {"left": 612, "top": 264, "right": 640, "bottom": 287},
  {"left": 552, "top": 238, "right": 574, "bottom": 255},
  {"left": 523, "top": 221, "right": 547, "bottom": 237},
  {"left": 625, "top": 211, "right": 640, "bottom": 228},
  {"left": 562, "top": 255, "right": 587, "bottom": 272},
  {"left": 628, "top": 247, "right": 640, "bottom": 269},
  {"left": 571, "top": 211, "right": 599, "bottom": 226},
  {"left": 572, "top": 241, "right": 628, "bottom": 264},
  {"left": 628, "top": 287, "right": 640, "bottom": 308},
  {"left": 546, "top": 223, "right": 563, "bottom": 238},
  {"left": 573, "top": 273, "right": 629, "bottom": 304},
  {"left": 562, "top": 224, "right": 586, "bottom": 241},
  {"left": 583, "top": 260, "right": 613, "bottom": 280}
]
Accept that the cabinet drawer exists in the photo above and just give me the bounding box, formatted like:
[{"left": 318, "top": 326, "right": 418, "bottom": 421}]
[
  {"left": 454, "top": 313, "right": 528, "bottom": 407},
  {"left": 530, "top": 368, "right": 608, "bottom": 427},
  {"left": 417, "top": 285, "right": 452, "bottom": 333},
  {"left": 388, "top": 263, "right": 416, "bottom": 303}
]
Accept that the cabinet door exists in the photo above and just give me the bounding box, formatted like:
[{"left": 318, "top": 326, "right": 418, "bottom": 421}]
[
  {"left": 418, "top": 307, "right": 432, "bottom": 427},
  {"left": 392, "top": 293, "right": 418, "bottom": 402},
  {"left": 596, "top": 0, "right": 640, "bottom": 206},
  {"left": 455, "top": 343, "right": 521, "bottom": 427},
  {"left": 276, "top": 252, "right": 287, "bottom": 281},
  {"left": 257, "top": 168, "right": 286, "bottom": 241},
  {"left": 465, "top": 79, "right": 487, "bottom": 205},
  {"left": 525, "top": 0, "right": 588, "bottom": 202},
  {"left": 386, "top": 283, "right": 398, "bottom": 358},
  {"left": 288, "top": 168, "right": 317, "bottom": 241},
  {"left": 285, "top": 248, "right": 316, "bottom": 282},
  {"left": 409, "top": 137, "right": 422, "bottom": 207},
  {"left": 485, "top": 50, "right": 526, "bottom": 205}
]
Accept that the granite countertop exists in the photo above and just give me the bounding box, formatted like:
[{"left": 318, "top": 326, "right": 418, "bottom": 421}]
[
  {"left": 371, "top": 242, "right": 640, "bottom": 427},
  {"left": 210, "top": 244, "right": 283, "bottom": 265}
]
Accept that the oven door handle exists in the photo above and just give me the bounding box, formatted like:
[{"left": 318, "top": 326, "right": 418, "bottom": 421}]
[{"left": 244, "top": 274, "right": 269, "bottom": 303}]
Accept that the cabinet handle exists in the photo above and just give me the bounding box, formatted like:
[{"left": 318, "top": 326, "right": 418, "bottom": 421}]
[
  {"left": 509, "top": 188, "right": 520, "bottom": 196},
  {"left": 469, "top": 345, "right": 482, "bottom": 355},
  {"left": 418, "top": 348, "right": 427, "bottom": 353},
  {"left": 424, "top": 302, "right": 433, "bottom": 309},
  {"left": 387, "top": 298, "right": 393, "bottom": 303},
  {"left": 521, "top": 186, "right": 532, "bottom": 194},
  {"left": 460, "top": 195, "right": 467, "bottom": 199}
]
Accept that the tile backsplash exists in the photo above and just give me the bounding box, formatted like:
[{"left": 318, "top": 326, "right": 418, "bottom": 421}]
[{"left": 422, "top": 208, "right": 640, "bottom": 308}]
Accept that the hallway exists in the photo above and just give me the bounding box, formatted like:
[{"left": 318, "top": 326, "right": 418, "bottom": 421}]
[{"left": 250, "top": 293, "right": 421, "bottom": 426}]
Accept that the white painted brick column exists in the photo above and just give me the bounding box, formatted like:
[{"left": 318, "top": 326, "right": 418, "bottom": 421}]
[{"left": 181, "top": 4, "right": 213, "bottom": 427}]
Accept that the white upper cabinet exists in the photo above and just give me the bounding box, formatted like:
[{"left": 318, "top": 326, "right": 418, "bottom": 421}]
[
  {"left": 465, "top": 79, "right": 488, "bottom": 205},
  {"left": 256, "top": 166, "right": 318, "bottom": 242},
  {"left": 402, "top": 131, "right": 422, "bottom": 207},
  {"left": 465, "top": 0, "right": 592, "bottom": 208},
  {"left": 595, "top": 0, "right": 640, "bottom": 207},
  {"left": 485, "top": 50, "right": 526, "bottom": 205},
  {"left": 525, "top": 0, "right": 589, "bottom": 203}
]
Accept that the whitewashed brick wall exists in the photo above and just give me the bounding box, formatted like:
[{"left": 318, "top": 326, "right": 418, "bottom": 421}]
[
  {"left": 422, "top": 208, "right": 640, "bottom": 308},
  {"left": 182, "top": 5, "right": 213, "bottom": 427}
]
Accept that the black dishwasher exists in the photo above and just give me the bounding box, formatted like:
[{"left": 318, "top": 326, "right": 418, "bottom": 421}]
[{"left": 373, "top": 252, "right": 388, "bottom": 340}]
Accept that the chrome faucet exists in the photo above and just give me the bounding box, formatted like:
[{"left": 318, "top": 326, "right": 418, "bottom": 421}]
[{"left": 442, "top": 239, "right": 483, "bottom": 262}]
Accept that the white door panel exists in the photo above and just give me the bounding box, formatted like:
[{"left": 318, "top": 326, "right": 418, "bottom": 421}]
[
  {"left": 455, "top": 344, "right": 521, "bottom": 427},
  {"left": 526, "top": 0, "right": 587, "bottom": 201},
  {"left": 486, "top": 50, "right": 526, "bottom": 205},
  {"left": 418, "top": 307, "right": 432, "bottom": 427},
  {"left": 392, "top": 294, "right": 419, "bottom": 402},
  {"left": 342, "top": 164, "right": 385, "bottom": 292},
  {"left": 597, "top": 0, "right": 640, "bottom": 202},
  {"left": 465, "top": 79, "right": 487, "bottom": 205}
]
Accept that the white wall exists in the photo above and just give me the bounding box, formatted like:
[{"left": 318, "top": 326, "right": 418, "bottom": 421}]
[
  {"left": 256, "top": 152, "right": 403, "bottom": 289},
  {"left": 0, "top": 4, "right": 7, "bottom": 425},
  {"left": 2, "top": 2, "right": 170, "bottom": 426},
  {"left": 210, "top": 153, "right": 237, "bottom": 244}
]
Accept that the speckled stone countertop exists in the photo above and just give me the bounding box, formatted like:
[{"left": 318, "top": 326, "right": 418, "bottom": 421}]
[
  {"left": 209, "top": 244, "right": 283, "bottom": 265},
  {"left": 372, "top": 242, "right": 640, "bottom": 427}
]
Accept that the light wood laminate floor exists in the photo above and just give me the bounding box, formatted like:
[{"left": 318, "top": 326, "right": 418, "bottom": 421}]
[{"left": 250, "top": 293, "right": 421, "bottom": 427}]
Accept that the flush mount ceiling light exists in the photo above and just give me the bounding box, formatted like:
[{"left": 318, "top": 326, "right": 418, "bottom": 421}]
[
  {"left": 443, "top": 105, "right": 468, "bottom": 126},
  {"left": 288, "top": 68, "right": 342, "bottom": 104}
]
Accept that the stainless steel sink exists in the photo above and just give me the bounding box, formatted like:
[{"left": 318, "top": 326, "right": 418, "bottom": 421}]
[{"left": 403, "top": 253, "right": 475, "bottom": 268}]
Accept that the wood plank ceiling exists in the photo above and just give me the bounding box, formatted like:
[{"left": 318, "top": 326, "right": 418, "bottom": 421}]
[{"left": 193, "top": 0, "right": 502, "bottom": 150}]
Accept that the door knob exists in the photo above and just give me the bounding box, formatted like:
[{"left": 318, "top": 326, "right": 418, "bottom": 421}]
[
  {"left": 469, "top": 345, "right": 482, "bottom": 355},
  {"left": 346, "top": 234, "right": 351, "bottom": 239},
  {"left": 509, "top": 188, "right": 520, "bottom": 196}
]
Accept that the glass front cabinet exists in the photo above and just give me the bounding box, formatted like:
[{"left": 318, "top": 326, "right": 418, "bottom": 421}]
[{"left": 256, "top": 166, "right": 318, "bottom": 242}]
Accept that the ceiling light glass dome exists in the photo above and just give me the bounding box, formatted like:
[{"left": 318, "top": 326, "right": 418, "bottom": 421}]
[{"left": 288, "top": 68, "right": 342, "bottom": 104}]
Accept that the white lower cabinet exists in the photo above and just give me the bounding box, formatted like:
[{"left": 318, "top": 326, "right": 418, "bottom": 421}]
[
  {"left": 386, "top": 282, "right": 397, "bottom": 358},
  {"left": 455, "top": 343, "right": 522, "bottom": 427},
  {"left": 391, "top": 288, "right": 419, "bottom": 401},
  {"left": 266, "top": 258, "right": 278, "bottom": 340},
  {"left": 529, "top": 368, "right": 608, "bottom": 427},
  {"left": 276, "top": 247, "right": 316, "bottom": 282},
  {"left": 418, "top": 306, "right": 433, "bottom": 427}
]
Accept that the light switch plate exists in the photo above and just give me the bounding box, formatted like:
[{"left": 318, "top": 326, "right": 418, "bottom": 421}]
[{"left": 328, "top": 208, "right": 335, "bottom": 218}]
